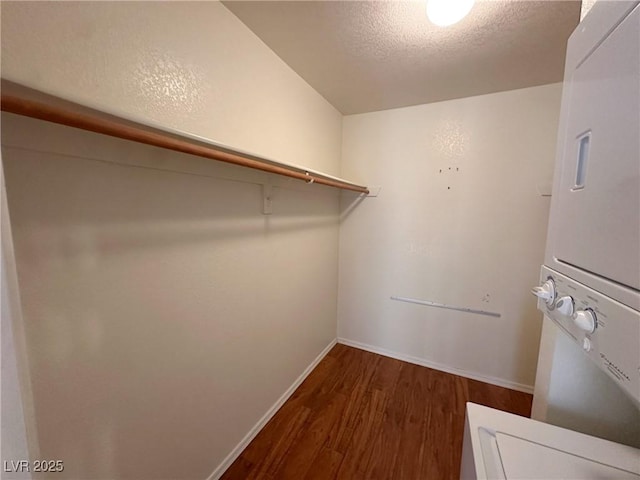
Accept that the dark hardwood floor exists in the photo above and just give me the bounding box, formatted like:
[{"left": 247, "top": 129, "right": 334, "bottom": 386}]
[{"left": 221, "top": 344, "right": 532, "bottom": 480}]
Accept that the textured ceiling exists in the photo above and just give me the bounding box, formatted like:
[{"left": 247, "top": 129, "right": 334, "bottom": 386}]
[{"left": 222, "top": 1, "right": 581, "bottom": 114}]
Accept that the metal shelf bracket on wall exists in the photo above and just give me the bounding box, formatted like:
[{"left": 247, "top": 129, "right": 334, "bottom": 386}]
[
  {"left": 391, "top": 296, "right": 501, "bottom": 318},
  {"left": 262, "top": 182, "right": 273, "bottom": 215}
]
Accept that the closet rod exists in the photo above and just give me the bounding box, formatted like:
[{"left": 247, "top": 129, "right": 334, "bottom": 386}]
[{"left": 0, "top": 93, "right": 369, "bottom": 194}]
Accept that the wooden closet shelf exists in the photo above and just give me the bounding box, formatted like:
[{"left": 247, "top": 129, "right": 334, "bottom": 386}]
[{"left": 0, "top": 82, "right": 369, "bottom": 194}]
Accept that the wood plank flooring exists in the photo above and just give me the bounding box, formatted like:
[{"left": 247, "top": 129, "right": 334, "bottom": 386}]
[{"left": 221, "top": 344, "right": 532, "bottom": 480}]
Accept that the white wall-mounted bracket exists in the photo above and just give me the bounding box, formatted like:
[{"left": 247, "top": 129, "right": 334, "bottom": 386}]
[
  {"left": 391, "top": 295, "right": 501, "bottom": 318},
  {"left": 366, "top": 186, "right": 381, "bottom": 197},
  {"left": 262, "top": 182, "right": 273, "bottom": 215}
]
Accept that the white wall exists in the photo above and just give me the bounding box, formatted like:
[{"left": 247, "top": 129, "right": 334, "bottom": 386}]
[
  {"left": 338, "top": 84, "right": 563, "bottom": 391},
  {"left": 1, "top": 2, "right": 342, "bottom": 479},
  {"left": 1, "top": 0, "right": 341, "bottom": 175},
  {"left": 1, "top": 158, "right": 36, "bottom": 480}
]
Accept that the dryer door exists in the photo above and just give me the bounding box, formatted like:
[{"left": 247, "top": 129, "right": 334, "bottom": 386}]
[{"left": 553, "top": 4, "right": 639, "bottom": 291}]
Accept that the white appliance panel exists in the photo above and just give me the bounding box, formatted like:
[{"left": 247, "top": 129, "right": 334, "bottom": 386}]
[
  {"left": 533, "top": 314, "right": 640, "bottom": 448},
  {"left": 461, "top": 403, "right": 640, "bottom": 480},
  {"left": 496, "top": 433, "right": 639, "bottom": 479},
  {"left": 553, "top": 4, "right": 640, "bottom": 292},
  {"left": 537, "top": 266, "right": 640, "bottom": 407}
]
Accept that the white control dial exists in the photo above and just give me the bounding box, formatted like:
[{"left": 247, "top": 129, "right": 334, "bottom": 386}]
[
  {"left": 573, "top": 308, "right": 597, "bottom": 334},
  {"left": 555, "top": 296, "right": 575, "bottom": 317},
  {"left": 531, "top": 278, "right": 556, "bottom": 307}
]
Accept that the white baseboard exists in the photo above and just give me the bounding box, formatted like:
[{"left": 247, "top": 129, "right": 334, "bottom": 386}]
[
  {"left": 207, "top": 338, "right": 337, "bottom": 480},
  {"left": 337, "top": 337, "right": 533, "bottom": 394}
]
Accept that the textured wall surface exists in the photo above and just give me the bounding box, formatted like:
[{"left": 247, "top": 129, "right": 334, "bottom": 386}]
[
  {"left": 2, "top": 114, "right": 340, "bottom": 480},
  {"left": 1, "top": 1, "right": 342, "bottom": 175},
  {"left": 1, "top": 2, "right": 342, "bottom": 479},
  {"left": 338, "top": 84, "right": 563, "bottom": 391}
]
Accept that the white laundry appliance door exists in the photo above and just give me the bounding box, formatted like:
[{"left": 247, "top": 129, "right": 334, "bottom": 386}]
[
  {"left": 552, "top": 4, "right": 640, "bottom": 291},
  {"left": 461, "top": 402, "right": 640, "bottom": 480},
  {"left": 495, "top": 432, "right": 638, "bottom": 479}
]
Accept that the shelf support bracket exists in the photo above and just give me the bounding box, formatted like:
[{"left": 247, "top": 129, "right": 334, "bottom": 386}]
[{"left": 262, "top": 182, "right": 273, "bottom": 215}]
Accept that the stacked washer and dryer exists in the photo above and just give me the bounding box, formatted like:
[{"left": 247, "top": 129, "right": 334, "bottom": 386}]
[{"left": 461, "top": 1, "right": 640, "bottom": 478}]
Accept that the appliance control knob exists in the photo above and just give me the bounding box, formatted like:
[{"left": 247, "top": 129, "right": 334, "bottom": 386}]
[
  {"left": 573, "top": 309, "right": 597, "bottom": 334},
  {"left": 531, "top": 279, "right": 556, "bottom": 307},
  {"left": 583, "top": 337, "right": 592, "bottom": 352},
  {"left": 555, "top": 296, "right": 575, "bottom": 316}
]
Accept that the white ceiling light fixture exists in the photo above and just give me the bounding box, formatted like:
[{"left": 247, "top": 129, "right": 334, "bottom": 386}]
[{"left": 427, "top": 0, "right": 475, "bottom": 27}]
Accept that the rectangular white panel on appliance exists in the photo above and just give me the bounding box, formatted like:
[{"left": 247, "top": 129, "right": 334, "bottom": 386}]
[
  {"left": 552, "top": 4, "right": 639, "bottom": 292},
  {"left": 539, "top": 266, "right": 640, "bottom": 404},
  {"left": 461, "top": 403, "right": 640, "bottom": 480}
]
